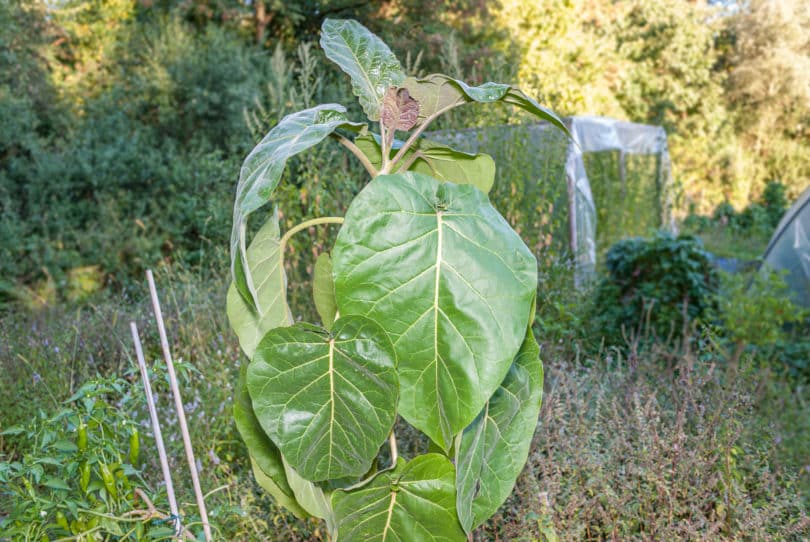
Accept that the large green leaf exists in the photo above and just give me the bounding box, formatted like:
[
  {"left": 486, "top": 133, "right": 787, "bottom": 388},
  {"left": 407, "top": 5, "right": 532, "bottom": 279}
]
[
  {"left": 332, "top": 173, "right": 537, "bottom": 450},
  {"left": 320, "top": 19, "right": 405, "bottom": 121},
  {"left": 231, "top": 104, "right": 364, "bottom": 309},
  {"left": 313, "top": 252, "right": 337, "bottom": 331},
  {"left": 455, "top": 326, "right": 544, "bottom": 532},
  {"left": 355, "top": 134, "right": 496, "bottom": 193},
  {"left": 227, "top": 209, "right": 290, "bottom": 358},
  {"left": 332, "top": 454, "right": 465, "bottom": 541},
  {"left": 247, "top": 316, "right": 398, "bottom": 482},
  {"left": 403, "top": 74, "right": 570, "bottom": 137},
  {"left": 233, "top": 363, "right": 306, "bottom": 517}
]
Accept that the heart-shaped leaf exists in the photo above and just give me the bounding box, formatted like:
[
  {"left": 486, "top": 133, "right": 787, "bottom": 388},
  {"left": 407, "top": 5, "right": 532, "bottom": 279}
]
[
  {"left": 332, "top": 454, "right": 465, "bottom": 541},
  {"left": 247, "top": 316, "right": 398, "bottom": 481},
  {"left": 313, "top": 252, "right": 337, "bottom": 331},
  {"left": 404, "top": 74, "right": 570, "bottom": 137},
  {"left": 227, "top": 209, "right": 290, "bottom": 358},
  {"left": 234, "top": 363, "right": 307, "bottom": 517},
  {"left": 231, "top": 104, "right": 364, "bottom": 309},
  {"left": 332, "top": 172, "right": 537, "bottom": 450},
  {"left": 355, "top": 134, "right": 496, "bottom": 193},
  {"left": 320, "top": 19, "right": 406, "bottom": 121},
  {"left": 455, "top": 326, "right": 544, "bottom": 532}
]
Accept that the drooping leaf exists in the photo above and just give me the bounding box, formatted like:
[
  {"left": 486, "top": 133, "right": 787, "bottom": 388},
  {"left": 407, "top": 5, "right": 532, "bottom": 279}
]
[
  {"left": 332, "top": 454, "right": 465, "bottom": 541},
  {"left": 247, "top": 316, "right": 399, "bottom": 481},
  {"left": 231, "top": 104, "right": 364, "bottom": 309},
  {"left": 227, "top": 209, "right": 290, "bottom": 358},
  {"left": 355, "top": 134, "right": 496, "bottom": 193},
  {"left": 381, "top": 87, "right": 419, "bottom": 131},
  {"left": 313, "top": 252, "right": 337, "bottom": 331},
  {"left": 284, "top": 460, "right": 334, "bottom": 527},
  {"left": 404, "top": 74, "right": 570, "bottom": 137},
  {"left": 249, "top": 458, "right": 308, "bottom": 518},
  {"left": 455, "top": 326, "right": 544, "bottom": 532},
  {"left": 320, "top": 19, "right": 406, "bottom": 121},
  {"left": 234, "top": 363, "right": 307, "bottom": 517},
  {"left": 332, "top": 173, "right": 538, "bottom": 450}
]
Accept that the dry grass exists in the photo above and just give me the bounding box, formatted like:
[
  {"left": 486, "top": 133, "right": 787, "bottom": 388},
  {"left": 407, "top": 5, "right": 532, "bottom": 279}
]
[{"left": 479, "top": 335, "right": 809, "bottom": 541}]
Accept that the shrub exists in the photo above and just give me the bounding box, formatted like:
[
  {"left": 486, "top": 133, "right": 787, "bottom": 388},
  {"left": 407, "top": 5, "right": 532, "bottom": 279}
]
[
  {"left": 718, "top": 270, "right": 808, "bottom": 368},
  {"left": 592, "top": 232, "right": 718, "bottom": 345}
]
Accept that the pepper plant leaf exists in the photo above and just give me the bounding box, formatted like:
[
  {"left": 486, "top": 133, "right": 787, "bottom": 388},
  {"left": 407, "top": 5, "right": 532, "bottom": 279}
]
[
  {"left": 231, "top": 104, "right": 364, "bottom": 310},
  {"left": 313, "top": 252, "right": 337, "bottom": 331},
  {"left": 404, "top": 74, "right": 570, "bottom": 137},
  {"left": 247, "top": 316, "right": 398, "bottom": 481},
  {"left": 332, "top": 173, "right": 537, "bottom": 450},
  {"left": 455, "top": 325, "right": 544, "bottom": 532},
  {"left": 234, "top": 363, "right": 307, "bottom": 517},
  {"left": 227, "top": 209, "right": 289, "bottom": 358},
  {"left": 355, "top": 134, "right": 496, "bottom": 193},
  {"left": 320, "top": 19, "right": 405, "bottom": 121},
  {"left": 332, "top": 454, "right": 465, "bottom": 541}
]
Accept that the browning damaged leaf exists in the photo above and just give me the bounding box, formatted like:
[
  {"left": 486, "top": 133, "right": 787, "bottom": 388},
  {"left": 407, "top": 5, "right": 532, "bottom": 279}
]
[{"left": 381, "top": 87, "right": 420, "bottom": 132}]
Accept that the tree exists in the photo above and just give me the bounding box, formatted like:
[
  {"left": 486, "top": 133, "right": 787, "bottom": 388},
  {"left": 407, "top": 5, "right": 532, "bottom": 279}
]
[{"left": 724, "top": 0, "right": 810, "bottom": 201}]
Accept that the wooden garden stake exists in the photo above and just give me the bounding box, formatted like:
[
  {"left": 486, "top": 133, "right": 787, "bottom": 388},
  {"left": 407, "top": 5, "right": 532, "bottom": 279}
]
[
  {"left": 146, "top": 270, "right": 212, "bottom": 542},
  {"left": 130, "top": 322, "right": 181, "bottom": 536}
]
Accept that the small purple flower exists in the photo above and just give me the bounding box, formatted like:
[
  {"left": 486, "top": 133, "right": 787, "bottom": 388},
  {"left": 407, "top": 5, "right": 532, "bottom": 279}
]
[{"left": 32, "top": 373, "right": 42, "bottom": 384}]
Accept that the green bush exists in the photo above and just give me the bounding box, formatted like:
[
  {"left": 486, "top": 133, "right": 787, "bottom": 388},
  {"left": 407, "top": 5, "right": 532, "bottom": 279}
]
[
  {"left": 0, "top": 17, "right": 271, "bottom": 302},
  {"left": 591, "top": 232, "right": 719, "bottom": 345}
]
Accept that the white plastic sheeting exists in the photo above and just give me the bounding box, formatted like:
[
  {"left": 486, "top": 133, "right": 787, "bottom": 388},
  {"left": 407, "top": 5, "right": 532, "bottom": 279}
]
[
  {"left": 429, "top": 116, "right": 673, "bottom": 285},
  {"left": 762, "top": 187, "right": 810, "bottom": 307},
  {"left": 565, "top": 116, "right": 672, "bottom": 284}
]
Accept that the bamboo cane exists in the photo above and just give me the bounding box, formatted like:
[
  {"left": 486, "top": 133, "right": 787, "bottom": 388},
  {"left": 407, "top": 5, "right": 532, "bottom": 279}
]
[
  {"left": 130, "top": 322, "right": 181, "bottom": 536},
  {"left": 146, "top": 270, "right": 212, "bottom": 542}
]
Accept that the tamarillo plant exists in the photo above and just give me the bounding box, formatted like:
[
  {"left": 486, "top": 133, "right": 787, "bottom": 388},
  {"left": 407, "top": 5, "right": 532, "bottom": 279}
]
[{"left": 227, "top": 19, "right": 568, "bottom": 540}]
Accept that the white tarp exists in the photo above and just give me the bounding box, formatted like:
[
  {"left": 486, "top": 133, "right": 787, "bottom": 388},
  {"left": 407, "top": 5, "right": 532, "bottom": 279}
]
[
  {"left": 429, "top": 116, "right": 673, "bottom": 285},
  {"left": 565, "top": 116, "right": 672, "bottom": 283}
]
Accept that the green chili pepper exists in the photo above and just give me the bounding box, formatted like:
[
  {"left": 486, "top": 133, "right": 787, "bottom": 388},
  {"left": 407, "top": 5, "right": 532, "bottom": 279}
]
[
  {"left": 77, "top": 421, "right": 87, "bottom": 452},
  {"left": 129, "top": 427, "right": 140, "bottom": 466},
  {"left": 99, "top": 463, "right": 118, "bottom": 499},
  {"left": 55, "top": 511, "right": 69, "bottom": 531},
  {"left": 80, "top": 462, "right": 90, "bottom": 494}
]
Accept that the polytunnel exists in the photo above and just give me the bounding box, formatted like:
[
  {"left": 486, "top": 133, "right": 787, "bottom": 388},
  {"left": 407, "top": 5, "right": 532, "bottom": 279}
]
[
  {"left": 761, "top": 186, "right": 810, "bottom": 307},
  {"left": 429, "top": 116, "right": 674, "bottom": 285}
]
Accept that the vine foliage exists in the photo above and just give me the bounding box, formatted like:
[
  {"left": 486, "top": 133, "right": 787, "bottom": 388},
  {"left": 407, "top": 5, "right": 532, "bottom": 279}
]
[{"left": 227, "top": 18, "right": 567, "bottom": 539}]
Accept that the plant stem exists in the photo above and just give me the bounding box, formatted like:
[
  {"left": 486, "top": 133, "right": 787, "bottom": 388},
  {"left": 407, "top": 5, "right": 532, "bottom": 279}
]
[
  {"left": 380, "top": 122, "right": 391, "bottom": 172},
  {"left": 332, "top": 134, "right": 377, "bottom": 177},
  {"left": 395, "top": 150, "right": 431, "bottom": 175},
  {"left": 389, "top": 431, "right": 398, "bottom": 465},
  {"left": 383, "top": 101, "right": 462, "bottom": 174},
  {"left": 279, "top": 216, "right": 345, "bottom": 253},
  {"left": 278, "top": 217, "right": 345, "bottom": 321}
]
